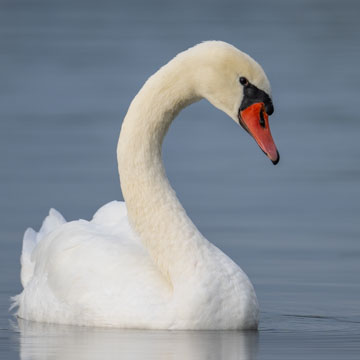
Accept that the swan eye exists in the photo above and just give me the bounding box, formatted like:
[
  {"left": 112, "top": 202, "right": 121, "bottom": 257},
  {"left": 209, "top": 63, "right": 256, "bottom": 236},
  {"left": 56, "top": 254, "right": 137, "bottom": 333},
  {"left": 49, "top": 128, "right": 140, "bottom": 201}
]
[{"left": 239, "top": 77, "right": 248, "bottom": 86}]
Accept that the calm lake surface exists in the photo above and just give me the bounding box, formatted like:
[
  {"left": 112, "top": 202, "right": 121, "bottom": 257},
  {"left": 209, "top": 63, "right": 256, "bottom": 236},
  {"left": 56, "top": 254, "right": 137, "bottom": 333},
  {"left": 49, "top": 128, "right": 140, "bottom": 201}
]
[{"left": 1, "top": 0, "right": 360, "bottom": 359}]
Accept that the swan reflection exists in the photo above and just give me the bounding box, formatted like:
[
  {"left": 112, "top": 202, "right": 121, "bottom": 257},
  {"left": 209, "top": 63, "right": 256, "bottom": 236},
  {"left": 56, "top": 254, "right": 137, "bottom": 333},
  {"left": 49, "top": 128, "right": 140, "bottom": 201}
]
[{"left": 17, "top": 319, "right": 258, "bottom": 360}]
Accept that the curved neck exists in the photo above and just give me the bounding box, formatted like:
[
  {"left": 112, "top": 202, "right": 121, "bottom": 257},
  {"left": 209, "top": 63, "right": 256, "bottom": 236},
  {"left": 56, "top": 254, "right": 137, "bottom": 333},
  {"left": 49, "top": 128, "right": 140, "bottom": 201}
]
[{"left": 117, "top": 58, "right": 206, "bottom": 282}]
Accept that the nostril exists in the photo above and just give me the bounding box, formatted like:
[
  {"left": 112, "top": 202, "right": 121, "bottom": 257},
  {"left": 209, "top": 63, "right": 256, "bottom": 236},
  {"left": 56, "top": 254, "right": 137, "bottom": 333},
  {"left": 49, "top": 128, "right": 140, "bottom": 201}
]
[{"left": 259, "top": 109, "right": 266, "bottom": 128}]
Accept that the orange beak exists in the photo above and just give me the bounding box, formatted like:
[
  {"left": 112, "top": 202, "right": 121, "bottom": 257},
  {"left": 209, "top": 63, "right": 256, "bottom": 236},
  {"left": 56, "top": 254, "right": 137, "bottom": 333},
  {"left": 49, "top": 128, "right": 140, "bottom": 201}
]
[{"left": 239, "top": 102, "right": 279, "bottom": 165}]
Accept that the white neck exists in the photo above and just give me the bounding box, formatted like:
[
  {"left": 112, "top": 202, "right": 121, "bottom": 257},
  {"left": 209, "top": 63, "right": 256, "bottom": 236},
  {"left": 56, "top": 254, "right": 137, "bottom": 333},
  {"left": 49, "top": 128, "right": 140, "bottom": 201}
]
[{"left": 117, "top": 54, "right": 207, "bottom": 282}]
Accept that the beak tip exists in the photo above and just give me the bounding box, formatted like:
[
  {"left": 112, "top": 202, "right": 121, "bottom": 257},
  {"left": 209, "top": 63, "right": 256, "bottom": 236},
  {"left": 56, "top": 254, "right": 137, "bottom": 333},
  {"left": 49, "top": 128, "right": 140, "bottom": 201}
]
[{"left": 271, "top": 150, "right": 280, "bottom": 165}]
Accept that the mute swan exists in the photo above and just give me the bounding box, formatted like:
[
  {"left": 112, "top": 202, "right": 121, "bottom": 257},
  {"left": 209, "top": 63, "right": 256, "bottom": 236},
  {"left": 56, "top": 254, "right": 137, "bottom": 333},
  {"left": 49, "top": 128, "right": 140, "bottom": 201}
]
[{"left": 13, "top": 41, "right": 279, "bottom": 330}]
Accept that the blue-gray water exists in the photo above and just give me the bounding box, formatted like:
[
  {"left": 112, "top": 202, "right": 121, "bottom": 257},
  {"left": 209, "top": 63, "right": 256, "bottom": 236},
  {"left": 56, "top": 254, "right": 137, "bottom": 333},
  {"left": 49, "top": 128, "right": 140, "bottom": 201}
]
[{"left": 1, "top": 0, "right": 360, "bottom": 359}]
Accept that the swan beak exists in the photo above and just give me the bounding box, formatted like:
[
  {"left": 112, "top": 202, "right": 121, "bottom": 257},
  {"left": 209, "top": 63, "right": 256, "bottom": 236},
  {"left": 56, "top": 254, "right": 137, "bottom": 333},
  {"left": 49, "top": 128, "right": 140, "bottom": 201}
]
[{"left": 239, "top": 102, "right": 280, "bottom": 165}]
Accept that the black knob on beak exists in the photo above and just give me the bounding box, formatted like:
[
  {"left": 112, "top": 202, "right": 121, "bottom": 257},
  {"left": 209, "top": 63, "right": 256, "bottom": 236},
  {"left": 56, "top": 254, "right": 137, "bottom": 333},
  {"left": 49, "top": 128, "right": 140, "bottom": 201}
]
[{"left": 265, "top": 101, "right": 274, "bottom": 116}]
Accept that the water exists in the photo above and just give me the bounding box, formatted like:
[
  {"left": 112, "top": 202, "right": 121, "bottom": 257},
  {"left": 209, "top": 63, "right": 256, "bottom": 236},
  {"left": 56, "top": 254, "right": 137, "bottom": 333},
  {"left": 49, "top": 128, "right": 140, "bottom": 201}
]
[{"left": 1, "top": 0, "right": 360, "bottom": 358}]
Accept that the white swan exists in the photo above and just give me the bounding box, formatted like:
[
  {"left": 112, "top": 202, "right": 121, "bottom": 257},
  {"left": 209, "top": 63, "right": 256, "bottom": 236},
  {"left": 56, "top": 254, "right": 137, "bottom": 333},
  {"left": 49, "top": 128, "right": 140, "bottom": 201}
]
[{"left": 13, "top": 41, "right": 279, "bottom": 330}]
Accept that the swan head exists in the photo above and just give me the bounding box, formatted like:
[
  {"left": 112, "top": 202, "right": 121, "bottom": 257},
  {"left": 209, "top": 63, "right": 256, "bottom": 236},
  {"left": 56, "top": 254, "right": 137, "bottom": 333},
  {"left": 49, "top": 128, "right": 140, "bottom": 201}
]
[{"left": 188, "top": 41, "right": 279, "bottom": 165}]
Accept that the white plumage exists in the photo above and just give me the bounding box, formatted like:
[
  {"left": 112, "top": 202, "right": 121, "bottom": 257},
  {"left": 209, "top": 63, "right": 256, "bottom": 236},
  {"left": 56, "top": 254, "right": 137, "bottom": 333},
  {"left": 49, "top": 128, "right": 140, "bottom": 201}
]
[{"left": 13, "top": 41, "right": 274, "bottom": 329}]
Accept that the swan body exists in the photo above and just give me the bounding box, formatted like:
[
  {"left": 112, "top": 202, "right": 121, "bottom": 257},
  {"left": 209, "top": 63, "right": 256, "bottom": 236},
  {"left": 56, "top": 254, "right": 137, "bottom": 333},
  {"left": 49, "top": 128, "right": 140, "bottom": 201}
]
[{"left": 13, "top": 41, "right": 278, "bottom": 330}]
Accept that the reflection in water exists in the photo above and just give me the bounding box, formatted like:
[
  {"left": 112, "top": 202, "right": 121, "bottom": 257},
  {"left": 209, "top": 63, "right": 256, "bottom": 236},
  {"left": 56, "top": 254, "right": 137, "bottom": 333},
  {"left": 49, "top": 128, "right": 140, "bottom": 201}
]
[{"left": 16, "top": 319, "right": 258, "bottom": 360}]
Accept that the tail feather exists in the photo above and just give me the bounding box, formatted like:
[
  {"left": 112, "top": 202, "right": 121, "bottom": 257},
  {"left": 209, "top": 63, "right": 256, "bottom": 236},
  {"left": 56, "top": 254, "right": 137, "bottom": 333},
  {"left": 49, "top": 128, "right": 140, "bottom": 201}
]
[
  {"left": 20, "top": 208, "right": 66, "bottom": 288},
  {"left": 20, "top": 228, "right": 37, "bottom": 287}
]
